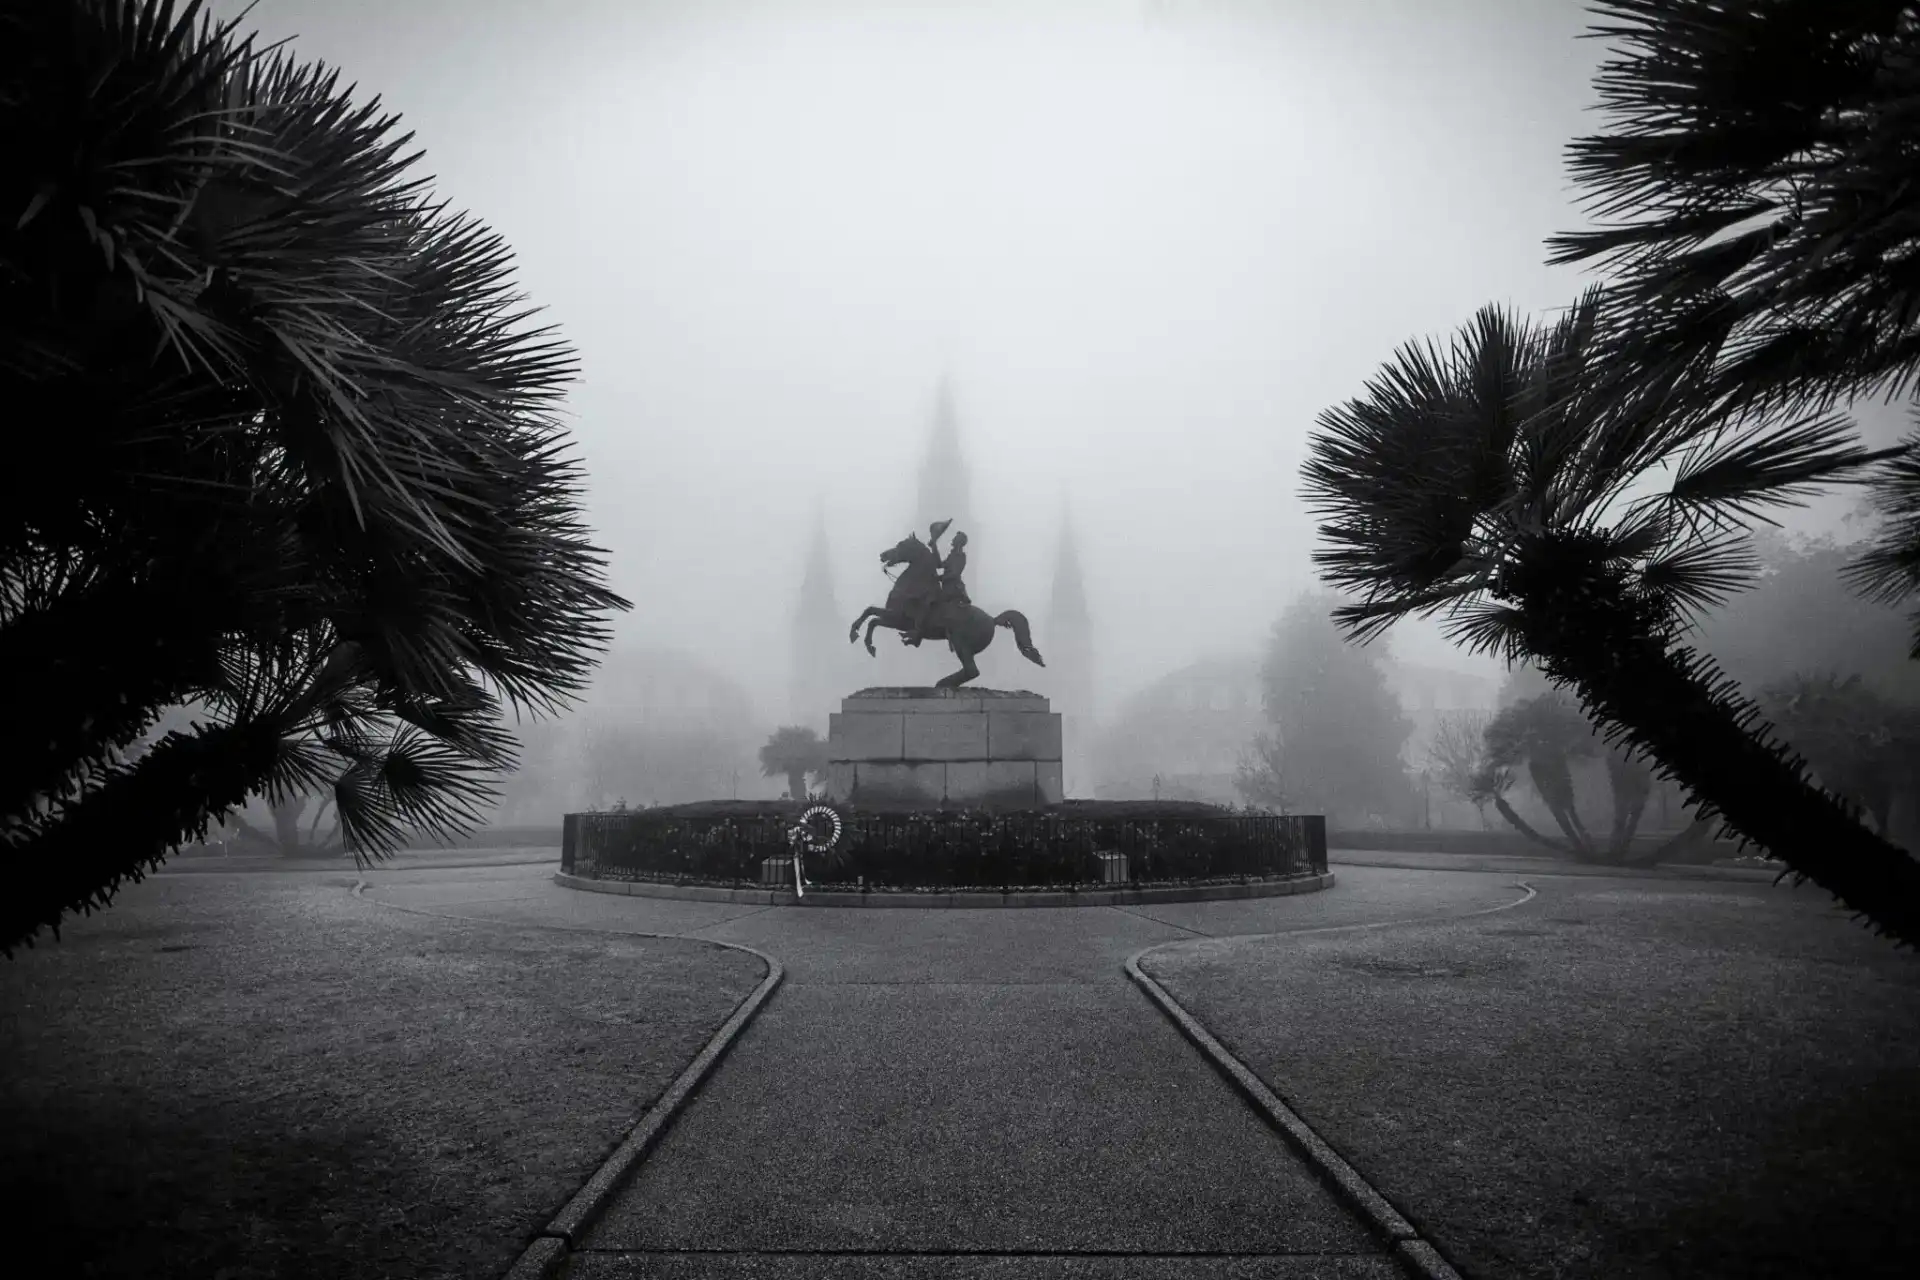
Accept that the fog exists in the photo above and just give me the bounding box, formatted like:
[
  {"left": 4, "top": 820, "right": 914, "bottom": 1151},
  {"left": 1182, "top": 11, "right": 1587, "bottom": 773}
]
[{"left": 211, "top": 0, "right": 1905, "bottom": 727}]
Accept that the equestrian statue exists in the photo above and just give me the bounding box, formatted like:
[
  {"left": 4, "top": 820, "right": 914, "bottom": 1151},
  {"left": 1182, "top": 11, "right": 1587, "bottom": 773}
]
[{"left": 848, "top": 518, "right": 1045, "bottom": 689}]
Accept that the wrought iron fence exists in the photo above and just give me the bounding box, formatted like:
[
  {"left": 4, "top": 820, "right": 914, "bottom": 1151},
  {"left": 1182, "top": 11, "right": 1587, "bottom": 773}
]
[{"left": 563, "top": 806, "right": 1327, "bottom": 890}]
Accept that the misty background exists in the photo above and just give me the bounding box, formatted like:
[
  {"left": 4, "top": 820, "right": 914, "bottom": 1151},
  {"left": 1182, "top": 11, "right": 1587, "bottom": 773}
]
[{"left": 199, "top": 0, "right": 1911, "bottom": 816}]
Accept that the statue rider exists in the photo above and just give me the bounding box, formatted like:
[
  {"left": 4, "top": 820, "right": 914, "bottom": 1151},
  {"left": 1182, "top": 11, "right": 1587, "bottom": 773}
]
[{"left": 904, "top": 519, "right": 970, "bottom": 648}]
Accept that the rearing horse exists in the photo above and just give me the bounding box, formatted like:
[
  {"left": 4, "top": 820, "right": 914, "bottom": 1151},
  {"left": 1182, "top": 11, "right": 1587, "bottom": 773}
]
[{"left": 848, "top": 533, "right": 1045, "bottom": 689}]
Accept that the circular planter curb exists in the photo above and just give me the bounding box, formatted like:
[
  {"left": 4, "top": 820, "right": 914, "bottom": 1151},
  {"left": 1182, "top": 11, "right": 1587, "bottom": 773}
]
[{"left": 552, "top": 870, "right": 1336, "bottom": 907}]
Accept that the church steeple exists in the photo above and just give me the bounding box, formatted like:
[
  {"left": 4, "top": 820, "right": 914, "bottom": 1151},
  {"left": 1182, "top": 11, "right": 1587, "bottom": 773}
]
[
  {"left": 1050, "top": 514, "right": 1090, "bottom": 631},
  {"left": 798, "top": 507, "right": 837, "bottom": 621},
  {"left": 916, "top": 374, "right": 971, "bottom": 533},
  {"left": 1047, "top": 501, "right": 1096, "bottom": 797},
  {"left": 788, "top": 503, "right": 847, "bottom": 729}
]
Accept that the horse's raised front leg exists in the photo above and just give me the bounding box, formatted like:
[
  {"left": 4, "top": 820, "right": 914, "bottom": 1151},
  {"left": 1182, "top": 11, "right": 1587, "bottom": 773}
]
[
  {"left": 864, "top": 616, "right": 888, "bottom": 657},
  {"left": 849, "top": 607, "right": 881, "bottom": 644}
]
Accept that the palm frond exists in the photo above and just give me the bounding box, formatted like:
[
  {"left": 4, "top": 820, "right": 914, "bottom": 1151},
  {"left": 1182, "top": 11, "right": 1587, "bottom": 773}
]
[
  {"left": 1636, "top": 529, "right": 1761, "bottom": 619},
  {"left": 2, "top": 0, "right": 631, "bottom": 950},
  {"left": 1665, "top": 412, "right": 1902, "bottom": 525},
  {"left": 1302, "top": 306, "right": 1542, "bottom": 622},
  {"left": 328, "top": 723, "right": 500, "bottom": 858},
  {"left": 1439, "top": 599, "right": 1528, "bottom": 661},
  {"left": 1547, "top": 0, "right": 1920, "bottom": 425},
  {"left": 1843, "top": 417, "right": 1920, "bottom": 630}
]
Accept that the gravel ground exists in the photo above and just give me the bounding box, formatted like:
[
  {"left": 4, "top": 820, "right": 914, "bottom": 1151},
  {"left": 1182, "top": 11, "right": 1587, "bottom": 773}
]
[
  {"left": 0, "top": 873, "right": 765, "bottom": 1280},
  {"left": 1142, "top": 876, "right": 1920, "bottom": 1280}
]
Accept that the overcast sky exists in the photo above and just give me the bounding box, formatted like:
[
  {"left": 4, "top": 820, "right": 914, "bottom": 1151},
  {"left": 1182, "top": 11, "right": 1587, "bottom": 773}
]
[{"left": 208, "top": 0, "right": 1898, "bottom": 719}]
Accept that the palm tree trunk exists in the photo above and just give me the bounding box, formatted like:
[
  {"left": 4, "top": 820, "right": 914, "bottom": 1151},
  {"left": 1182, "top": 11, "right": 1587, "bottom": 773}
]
[
  {"left": 0, "top": 577, "right": 225, "bottom": 832},
  {"left": 1605, "top": 754, "right": 1653, "bottom": 863},
  {"left": 306, "top": 795, "right": 341, "bottom": 850},
  {"left": 1615, "top": 794, "right": 1657, "bottom": 866},
  {"left": 272, "top": 796, "right": 307, "bottom": 852},
  {"left": 1527, "top": 760, "right": 1592, "bottom": 856},
  {"left": 1492, "top": 795, "right": 1569, "bottom": 853},
  {"left": 1652, "top": 813, "right": 1717, "bottom": 862},
  {"left": 3, "top": 717, "right": 289, "bottom": 955},
  {"left": 1519, "top": 606, "right": 1920, "bottom": 946}
]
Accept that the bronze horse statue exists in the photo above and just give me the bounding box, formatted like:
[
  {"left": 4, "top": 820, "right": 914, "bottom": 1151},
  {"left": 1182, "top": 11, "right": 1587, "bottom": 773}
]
[{"left": 849, "top": 533, "right": 1045, "bottom": 689}]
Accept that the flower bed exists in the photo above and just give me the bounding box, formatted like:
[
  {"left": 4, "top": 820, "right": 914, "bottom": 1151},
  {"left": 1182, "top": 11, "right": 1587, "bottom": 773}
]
[{"left": 562, "top": 800, "right": 1326, "bottom": 890}]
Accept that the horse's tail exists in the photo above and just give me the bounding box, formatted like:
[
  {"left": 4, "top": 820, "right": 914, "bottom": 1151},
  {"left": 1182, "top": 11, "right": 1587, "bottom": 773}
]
[{"left": 994, "top": 610, "right": 1046, "bottom": 667}]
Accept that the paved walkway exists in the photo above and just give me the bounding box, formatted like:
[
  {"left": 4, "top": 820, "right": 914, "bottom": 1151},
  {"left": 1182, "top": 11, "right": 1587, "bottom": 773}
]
[
  {"left": 1327, "top": 847, "right": 1780, "bottom": 883},
  {"left": 362, "top": 864, "right": 1532, "bottom": 1278}
]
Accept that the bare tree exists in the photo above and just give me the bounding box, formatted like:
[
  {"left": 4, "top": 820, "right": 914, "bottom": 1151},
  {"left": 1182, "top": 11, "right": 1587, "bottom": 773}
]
[
  {"left": 1233, "top": 732, "right": 1289, "bottom": 812},
  {"left": 1425, "top": 710, "right": 1493, "bottom": 829}
]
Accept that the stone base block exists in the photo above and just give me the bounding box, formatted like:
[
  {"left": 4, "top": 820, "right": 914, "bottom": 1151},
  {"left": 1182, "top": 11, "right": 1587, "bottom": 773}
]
[
  {"left": 844, "top": 686, "right": 1049, "bottom": 714},
  {"left": 946, "top": 760, "right": 1037, "bottom": 808},
  {"left": 852, "top": 761, "right": 947, "bottom": 807},
  {"left": 987, "top": 711, "right": 1061, "bottom": 761},
  {"left": 903, "top": 711, "right": 988, "bottom": 760},
  {"left": 827, "top": 686, "right": 1068, "bottom": 807},
  {"left": 829, "top": 711, "right": 904, "bottom": 761},
  {"left": 1037, "top": 759, "right": 1064, "bottom": 806}
]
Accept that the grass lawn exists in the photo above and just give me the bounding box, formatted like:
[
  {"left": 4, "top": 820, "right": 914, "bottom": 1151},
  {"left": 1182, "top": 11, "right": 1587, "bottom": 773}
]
[
  {"left": 1143, "top": 875, "right": 1920, "bottom": 1280},
  {"left": 0, "top": 871, "right": 765, "bottom": 1280}
]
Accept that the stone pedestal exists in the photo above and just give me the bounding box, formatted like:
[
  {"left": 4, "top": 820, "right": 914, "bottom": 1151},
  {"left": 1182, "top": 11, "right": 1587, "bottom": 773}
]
[{"left": 825, "top": 687, "right": 1064, "bottom": 810}]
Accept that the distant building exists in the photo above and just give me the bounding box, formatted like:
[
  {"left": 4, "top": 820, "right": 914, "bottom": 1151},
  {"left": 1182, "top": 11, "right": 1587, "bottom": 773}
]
[
  {"left": 492, "top": 647, "right": 770, "bottom": 820},
  {"left": 1090, "top": 655, "right": 1265, "bottom": 804},
  {"left": 1090, "top": 654, "right": 1501, "bottom": 810},
  {"left": 1385, "top": 662, "right": 1500, "bottom": 754}
]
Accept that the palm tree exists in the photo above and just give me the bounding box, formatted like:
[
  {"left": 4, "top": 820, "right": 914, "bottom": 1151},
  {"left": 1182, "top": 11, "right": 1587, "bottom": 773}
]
[
  {"left": 1543, "top": 1, "right": 1920, "bottom": 644},
  {"left": 758, "top": 726, "right": 829, "bottom": 803},
  {"left": 1426, "top": 709, "right": 1567, "bottom": 848},
  {"left": 1, "top": 1, "right": 629, "bottom": 953},
  {"left": 1465, "top": 759, "right": 1564, "bottom": 853},
  {"left": 1485, "top": 695, "right": 1597, "bottom": 853},
  {"left": 1300, "top": 288, "right": 1920, "bottom": 945},
  {"left": 1485, "top": 693, "right": 1656, "bottom": 865}
]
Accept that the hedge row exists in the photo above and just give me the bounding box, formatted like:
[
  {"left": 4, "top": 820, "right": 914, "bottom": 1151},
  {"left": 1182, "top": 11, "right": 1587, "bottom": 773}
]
[{"left": 563, "top": 802, "right": 1326, "bottom": 890}]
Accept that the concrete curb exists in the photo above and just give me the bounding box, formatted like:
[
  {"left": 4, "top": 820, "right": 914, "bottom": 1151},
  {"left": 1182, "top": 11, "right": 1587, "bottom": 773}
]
[
  {"left": 350, "top": 879, "right": 785, "bottom": 1280},
  {"left": 1124, "top": 957, "right": 1465, "bottom": 1280},
  {"left": 499, "top": 946, "right": 785, "bottom": 1280},
  {"left": 552, "top": 869, "right": 1337, "bottom": 908},
  {"left": 1120, "top": 881, "right": 1543, "bottom": 1280},
  {"left": 159, "top": 855, "right": 560, "bottom": 876},
  {"left": 1331, "top": 848, "right": 1787, "bottom": 884}
]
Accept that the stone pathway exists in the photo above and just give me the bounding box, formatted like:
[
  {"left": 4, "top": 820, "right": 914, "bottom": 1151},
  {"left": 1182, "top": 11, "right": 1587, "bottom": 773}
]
[{"left": 362, "top": 865, "right": 1527, "bottom": 1278}]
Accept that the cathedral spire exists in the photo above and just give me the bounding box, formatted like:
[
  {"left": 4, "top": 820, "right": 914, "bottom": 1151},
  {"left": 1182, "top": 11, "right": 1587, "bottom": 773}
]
[
  {"left": 916, "top": 374, "right": 971, "bottom": 533},
  {"left": 1049, "top": 505, "right": 1089, "bottom": 627},
  {"left": 799, "top": 502, "right": 836, "bottom": 616},
  {"left": 788, "top": 502, "right": 845, "bottom": 729},
  {"left": 1046, "top": 501, "right": 1096, "bottom": 797}
]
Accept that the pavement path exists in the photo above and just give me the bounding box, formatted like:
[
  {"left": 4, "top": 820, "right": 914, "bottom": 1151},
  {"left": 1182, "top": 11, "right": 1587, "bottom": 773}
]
[{"left": 358, "top": 862, "right": 1534, "bottom": 1278}]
